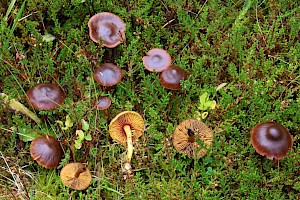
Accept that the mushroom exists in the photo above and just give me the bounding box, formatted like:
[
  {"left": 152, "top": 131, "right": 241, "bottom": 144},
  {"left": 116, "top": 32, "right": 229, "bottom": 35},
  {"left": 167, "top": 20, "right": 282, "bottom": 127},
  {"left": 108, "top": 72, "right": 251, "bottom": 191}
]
[
  {"left": 94, "top": 63, "right": 123, "bottom": 87},
  {"left": 26, "top": 83, "right": 65, "bottom": 110},
  {"left": 109, "top": 111, "right": 145, "bottom": 162},
  {"left": 88, "top": 12, "right": 126, "bottom": 48},
  {"left": 159, "top": 66, "right": 187, "bottom": 90},
  {"left": 94, "top": 96, "right": 111, "bottom": 110},
  {"left": 142, "top": 48, "right": 172, "bottom": 72},
  {"left": 251, "top": 122, "right": 292, "bottom": 160},
  {"left": 172, "top": 119, "right": 213, "bottom": 158},
  {"left": 30, "top": 135, "right": 63, "bottom": 168},
  {"left": 60, "top": 162, "right": 92, "bottom": 190}
]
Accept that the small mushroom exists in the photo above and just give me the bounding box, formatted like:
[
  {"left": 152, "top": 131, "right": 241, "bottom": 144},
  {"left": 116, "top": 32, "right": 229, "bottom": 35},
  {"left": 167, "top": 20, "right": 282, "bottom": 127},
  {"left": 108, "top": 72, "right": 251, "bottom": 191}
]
[
  {"left": 94, "top": 63, "right": 123, "bottom": 87},
  {"left": 142, "top": 48, "right": 171, "bottom": 72},
  {"left": 30, "top": 135, "right": 63, "bottom": 168},
  {"left": 172, "top": 119, "right": 213, "bottom": 158},
  {"left": 60, "top": 162, "right": 92, "bottom": 190},
  {"left": 159, "top": 66, "right": 187, "bottom": 90},
  {"left": 94, "top": 96, "right": 111, "bottom": 110},
  {"left": 251, "top": 122, "right": 292, "bottom": 160},
  {"left": 109, "top": 111, "right": 145, "bottom": 162},
  {"left": 88, "top": 12, "right": 126, "bottom": 48},
  {"left": 26, "top": 83, "right": 65, "bottom": 110}
]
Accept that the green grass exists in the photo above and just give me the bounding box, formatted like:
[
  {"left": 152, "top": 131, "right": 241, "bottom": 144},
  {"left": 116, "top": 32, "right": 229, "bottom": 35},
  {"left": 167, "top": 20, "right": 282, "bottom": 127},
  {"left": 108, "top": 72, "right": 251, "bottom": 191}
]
[{"left": 1, "top": 0, "right": 300, "bottom": 199}]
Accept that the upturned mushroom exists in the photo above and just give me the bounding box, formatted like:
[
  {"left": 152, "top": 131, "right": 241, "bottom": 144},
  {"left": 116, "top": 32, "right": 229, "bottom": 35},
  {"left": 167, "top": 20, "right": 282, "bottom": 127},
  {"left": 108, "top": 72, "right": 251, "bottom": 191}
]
[
  {"left": 109, "top": 111, "right": 145, "bottom": 162},
  {"left": 251, "top": 122, "right": 292, "bottom": 160},
  {"left": 88, "top": 12, "right": 126, "bottom": 48},
  {"left": 26, "top": 83, "right": 65, "bottom": 110},
  {"left": 159, "top": 66, "right": 187, "bottom": 90},
  {"left": 60, "top": 162, "right": 92, "bottom": 190},
  {"left": 30, "top": 135, "right": 63, "bottom": 168},
  {"left": 94, "top": 63, "right": 123, "bottom": 87},
  {"left": 172, "top": 119, "right": 213, "bottom": 158},
  {"left": 142, "top": 48, "right": 172, "bottom": 72}
]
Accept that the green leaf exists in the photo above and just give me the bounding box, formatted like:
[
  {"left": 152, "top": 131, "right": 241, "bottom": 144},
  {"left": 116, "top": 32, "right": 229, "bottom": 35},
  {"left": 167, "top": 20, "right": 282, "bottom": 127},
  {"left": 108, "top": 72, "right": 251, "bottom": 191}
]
[
  {"left": 201, "top": 112, "right": 209, "bottom": 119},
  {"left": 55, "top": 120, "right": 64, "bottom": 126},
  {"left": 84, "top": 133, "right": 92, "bottom": 141},
  {"left": 81, "top": 119, "right": 89, "bottom": 131},
  {"left": 42, "top": 33, "right": 55, "bottom": 42},
  {"left": 76, "top": 130, "right": 84, "bottom": 140},
  {"left": 216, "top": 83, "right": 228, "bottom": 91},
  {"left": 62, "top": 115, "right": 73, "bottom": 130},
  {"left": 200, "top": 92, "right": 208, "bottom": 104},
  {"left": 17, "top": 127, "right": 39, "bottom": 142},
  {"left": 204, "top": 101, "right": 213, "bottom": 108},
  {"left": 74, "top": 139, "right": 82, "bottom": 149}
]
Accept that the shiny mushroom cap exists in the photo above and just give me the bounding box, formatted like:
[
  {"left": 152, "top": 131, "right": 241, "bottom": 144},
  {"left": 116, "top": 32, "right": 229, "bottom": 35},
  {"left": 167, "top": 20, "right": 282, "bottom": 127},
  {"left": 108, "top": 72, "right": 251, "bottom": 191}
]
[
  {"left": 109, "top": 111, "right": 145, "bottom": 145},
  {"left": 88, "top": 12, "right": 126, "bottom": 48},
  {"left": 172, "top": 119, "right": 213, "bottom": 159},
  {"left": 94, "top": 96, "right": 111, "bottom": 110},
  {"left": 60, "top": 162, "right": 92, "bottom": 190},
  {"left": 30, "top": 135, "right": 63, "bottom": 168},
  {"left": 142, "top": 48, "right": 172, "bottom": 72},
  {"left": 251, "top": 122, "right": 292, "bottom": 160},
  {"left": 26, "top": 83, "right": 65, "bottom": 110},
  {"left": 159, "top": 66, "right": 187, "bottom": 90},
  {"left": 94, "top": 63, "right": 123, "bottom": 87}
]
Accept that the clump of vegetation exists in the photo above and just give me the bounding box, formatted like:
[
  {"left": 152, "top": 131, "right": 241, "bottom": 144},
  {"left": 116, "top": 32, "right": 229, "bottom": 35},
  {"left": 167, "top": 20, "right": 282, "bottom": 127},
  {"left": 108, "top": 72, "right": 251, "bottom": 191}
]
[{"left": 1, "top": 0, "right": 300, "bottom": 199}]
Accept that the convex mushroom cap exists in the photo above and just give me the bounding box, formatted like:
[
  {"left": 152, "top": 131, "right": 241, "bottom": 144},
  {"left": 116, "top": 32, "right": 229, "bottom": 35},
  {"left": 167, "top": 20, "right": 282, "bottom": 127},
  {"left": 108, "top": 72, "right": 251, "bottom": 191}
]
[
  {"left": 159, "top": 66, "right": 187, "bottom": 90},
  {"left": 94, "top": 63, "right": 122, "bottom": 87},
  {"left": 251, "top": 122, "right": 292, "bottom": 160},
  {"left": 30, "top": 135, "right": 63, "bottom": 168},
  {"left": 142, "top": 48, "right": 172, "bottom": 72},
  {"left": 172, "top": 119, "right": 213, "bottom": 158},
  {"left": 60, "top": 162, "right": 92, "bottom": 190},
  {"left": 88, "top": 12, "right": 126, "bottom": 48},
  {"left": 94, "top": 96, "right": 111, "bottom": 110},
  {"left": 26, "top": 83, "right": 65, "bottom": 110}
]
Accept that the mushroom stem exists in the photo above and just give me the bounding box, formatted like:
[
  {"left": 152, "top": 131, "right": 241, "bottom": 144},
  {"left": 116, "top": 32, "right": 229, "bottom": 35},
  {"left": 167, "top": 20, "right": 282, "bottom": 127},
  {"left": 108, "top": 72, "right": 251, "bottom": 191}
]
[
  {"left": 123, "top": 125, "right": 133, "bottom": 162},
  {"left": 74, "top": 167, "right": 86, "bottom": 178}
]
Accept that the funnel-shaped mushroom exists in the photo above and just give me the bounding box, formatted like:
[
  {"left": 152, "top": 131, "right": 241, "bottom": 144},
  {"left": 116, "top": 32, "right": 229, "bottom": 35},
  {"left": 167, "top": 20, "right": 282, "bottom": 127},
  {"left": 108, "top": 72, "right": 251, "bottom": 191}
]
[
  {"left": 109, "top": 111, "right": 145, "bottom": 162},
  {"left": 30, "top": 135, "right": 63, "bottom": 168},
  {"left": 94, "top": 63, "right": 123, "bottom": 87},
  {"left": 142, "top": 48, "right": 171, "bottom": 72},
  {"left": 159, "top": 66, "right": 187, "bottom": 90},
  {"left": 251, "top": 122, "right": 292, "bottom": 160},
  {"left": 172, "top": 119, "right": 213, "bottom": 158},
  {"left": 60, "top": 162, "right": 92, "bottom": 190},
  {"left": 88, "top": 12, "right": 126, "bottom": 48},
  {"left": 26, "top": 83, "right": 65, "bottom": 110}
]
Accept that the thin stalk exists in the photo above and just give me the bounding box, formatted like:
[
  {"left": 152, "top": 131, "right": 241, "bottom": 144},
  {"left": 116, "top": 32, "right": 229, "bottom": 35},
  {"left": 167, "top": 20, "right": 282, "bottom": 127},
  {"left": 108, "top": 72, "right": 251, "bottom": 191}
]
[{"left": 123, "top": 125, "right": 133, "bottom": 162}]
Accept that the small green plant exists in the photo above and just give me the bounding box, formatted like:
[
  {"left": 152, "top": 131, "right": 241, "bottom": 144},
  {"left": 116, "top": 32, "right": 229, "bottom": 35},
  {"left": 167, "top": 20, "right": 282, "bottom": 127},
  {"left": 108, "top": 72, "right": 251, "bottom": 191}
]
[{"left": 196, "top": 92, "right": 216, "bottom": 119}]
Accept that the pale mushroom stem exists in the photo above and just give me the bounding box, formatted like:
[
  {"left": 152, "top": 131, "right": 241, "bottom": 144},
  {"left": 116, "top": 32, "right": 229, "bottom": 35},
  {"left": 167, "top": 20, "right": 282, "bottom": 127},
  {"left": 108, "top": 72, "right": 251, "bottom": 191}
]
[{"left": 123, "top": 125, "right": 133, "bottom": 162}]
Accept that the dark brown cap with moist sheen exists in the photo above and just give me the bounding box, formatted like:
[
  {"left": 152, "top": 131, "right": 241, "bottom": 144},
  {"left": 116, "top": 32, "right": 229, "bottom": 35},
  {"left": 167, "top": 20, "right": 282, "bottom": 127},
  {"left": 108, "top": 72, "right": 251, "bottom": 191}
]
[
  {"left": 172, "top": 119, "right": 213, "bottom": 159},
  {"left": 159, "top": 66, "right": 187, "bottom": 90},
  {"left": 142, "top": 48, "right": 171, "bottom": 72},
  {"left": 26, "top": 83, "right": 65, "bottom": 110},
  {"left": 88, "top": 12, "right": 126, "bottom": 48},
  {"left": 94, "top": 96, "right": 111, "bottom": 110},
  {"left": 94, "top": 63, "right": 122, "bottom": 87},
  {"left": 251, "top": 122, "right": 292, "bottom": 160},
  {"left": 30, "top": 135, "right": 63, "bottom": 168},
  {"left": 60, "top": 162, "right": 92, "bottom": 190}
]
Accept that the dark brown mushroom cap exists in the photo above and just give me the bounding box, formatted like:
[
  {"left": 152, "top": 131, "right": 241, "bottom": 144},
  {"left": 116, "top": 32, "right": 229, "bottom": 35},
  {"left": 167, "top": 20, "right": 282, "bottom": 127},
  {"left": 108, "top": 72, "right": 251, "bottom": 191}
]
[
  {"left": 88, "top": 12, "right": 126, "bottom": 48},
  {"left": 26, "top": 83, "right": 65, "bottom": 110},
  {"left": 159, "top": 66, "right": 187, "bottom": 90},
  {"left": 30, "top": 135, "right": 63, "bottom": 168},
  {"left": 172, "top": 119, "right": 213, "bottom": 159},
  {"left": 94, "top": 63, "right": 123, "bottom": 87},
  {"left": 94, "top": 96, "right": 111, "bottom": 110},
  {"left": 142, "top": 48, "right": 172, "bottom": 72},
  {"left": 251, "top": 122, "right": 292, "bottom": 160},
  {"left": 60, "top": 162, "right": 92, "bottom": 190}
]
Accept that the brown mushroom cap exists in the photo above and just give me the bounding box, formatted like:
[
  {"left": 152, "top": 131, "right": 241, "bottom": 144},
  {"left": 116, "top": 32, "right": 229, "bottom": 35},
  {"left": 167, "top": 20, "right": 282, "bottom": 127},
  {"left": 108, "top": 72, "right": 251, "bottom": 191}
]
[
  {"left": 94, "top": 63, "right": 123, "bottom": 87},
  {"left": 94, "top": 96, "right": 111, "bottom": 110},
  {"left": 159, "top": 66, "right": 187, "bottom": 90},
  {"left": 60, "top": 162, "right": 92, "bottom": 190},
  {"left": 30, "top": 135, "right": 63, "bottom": 168},
  {"left": 26, "top": 83, "right": 65, "bottom": 110},
  {"left": 172, "top": 119, "right": 213, "bottom": 159},
  {"left": 109, "top": 111, "right": 145, "bottom": 145},
  {"left": 142, "top": 48, "right": 172, "bottom": 72},
  {"left": 251, "top": 122, "right": 292, "bottom": 160},
  {"left": 88, "top": 12, "right": 126, "bottom": 48}
]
